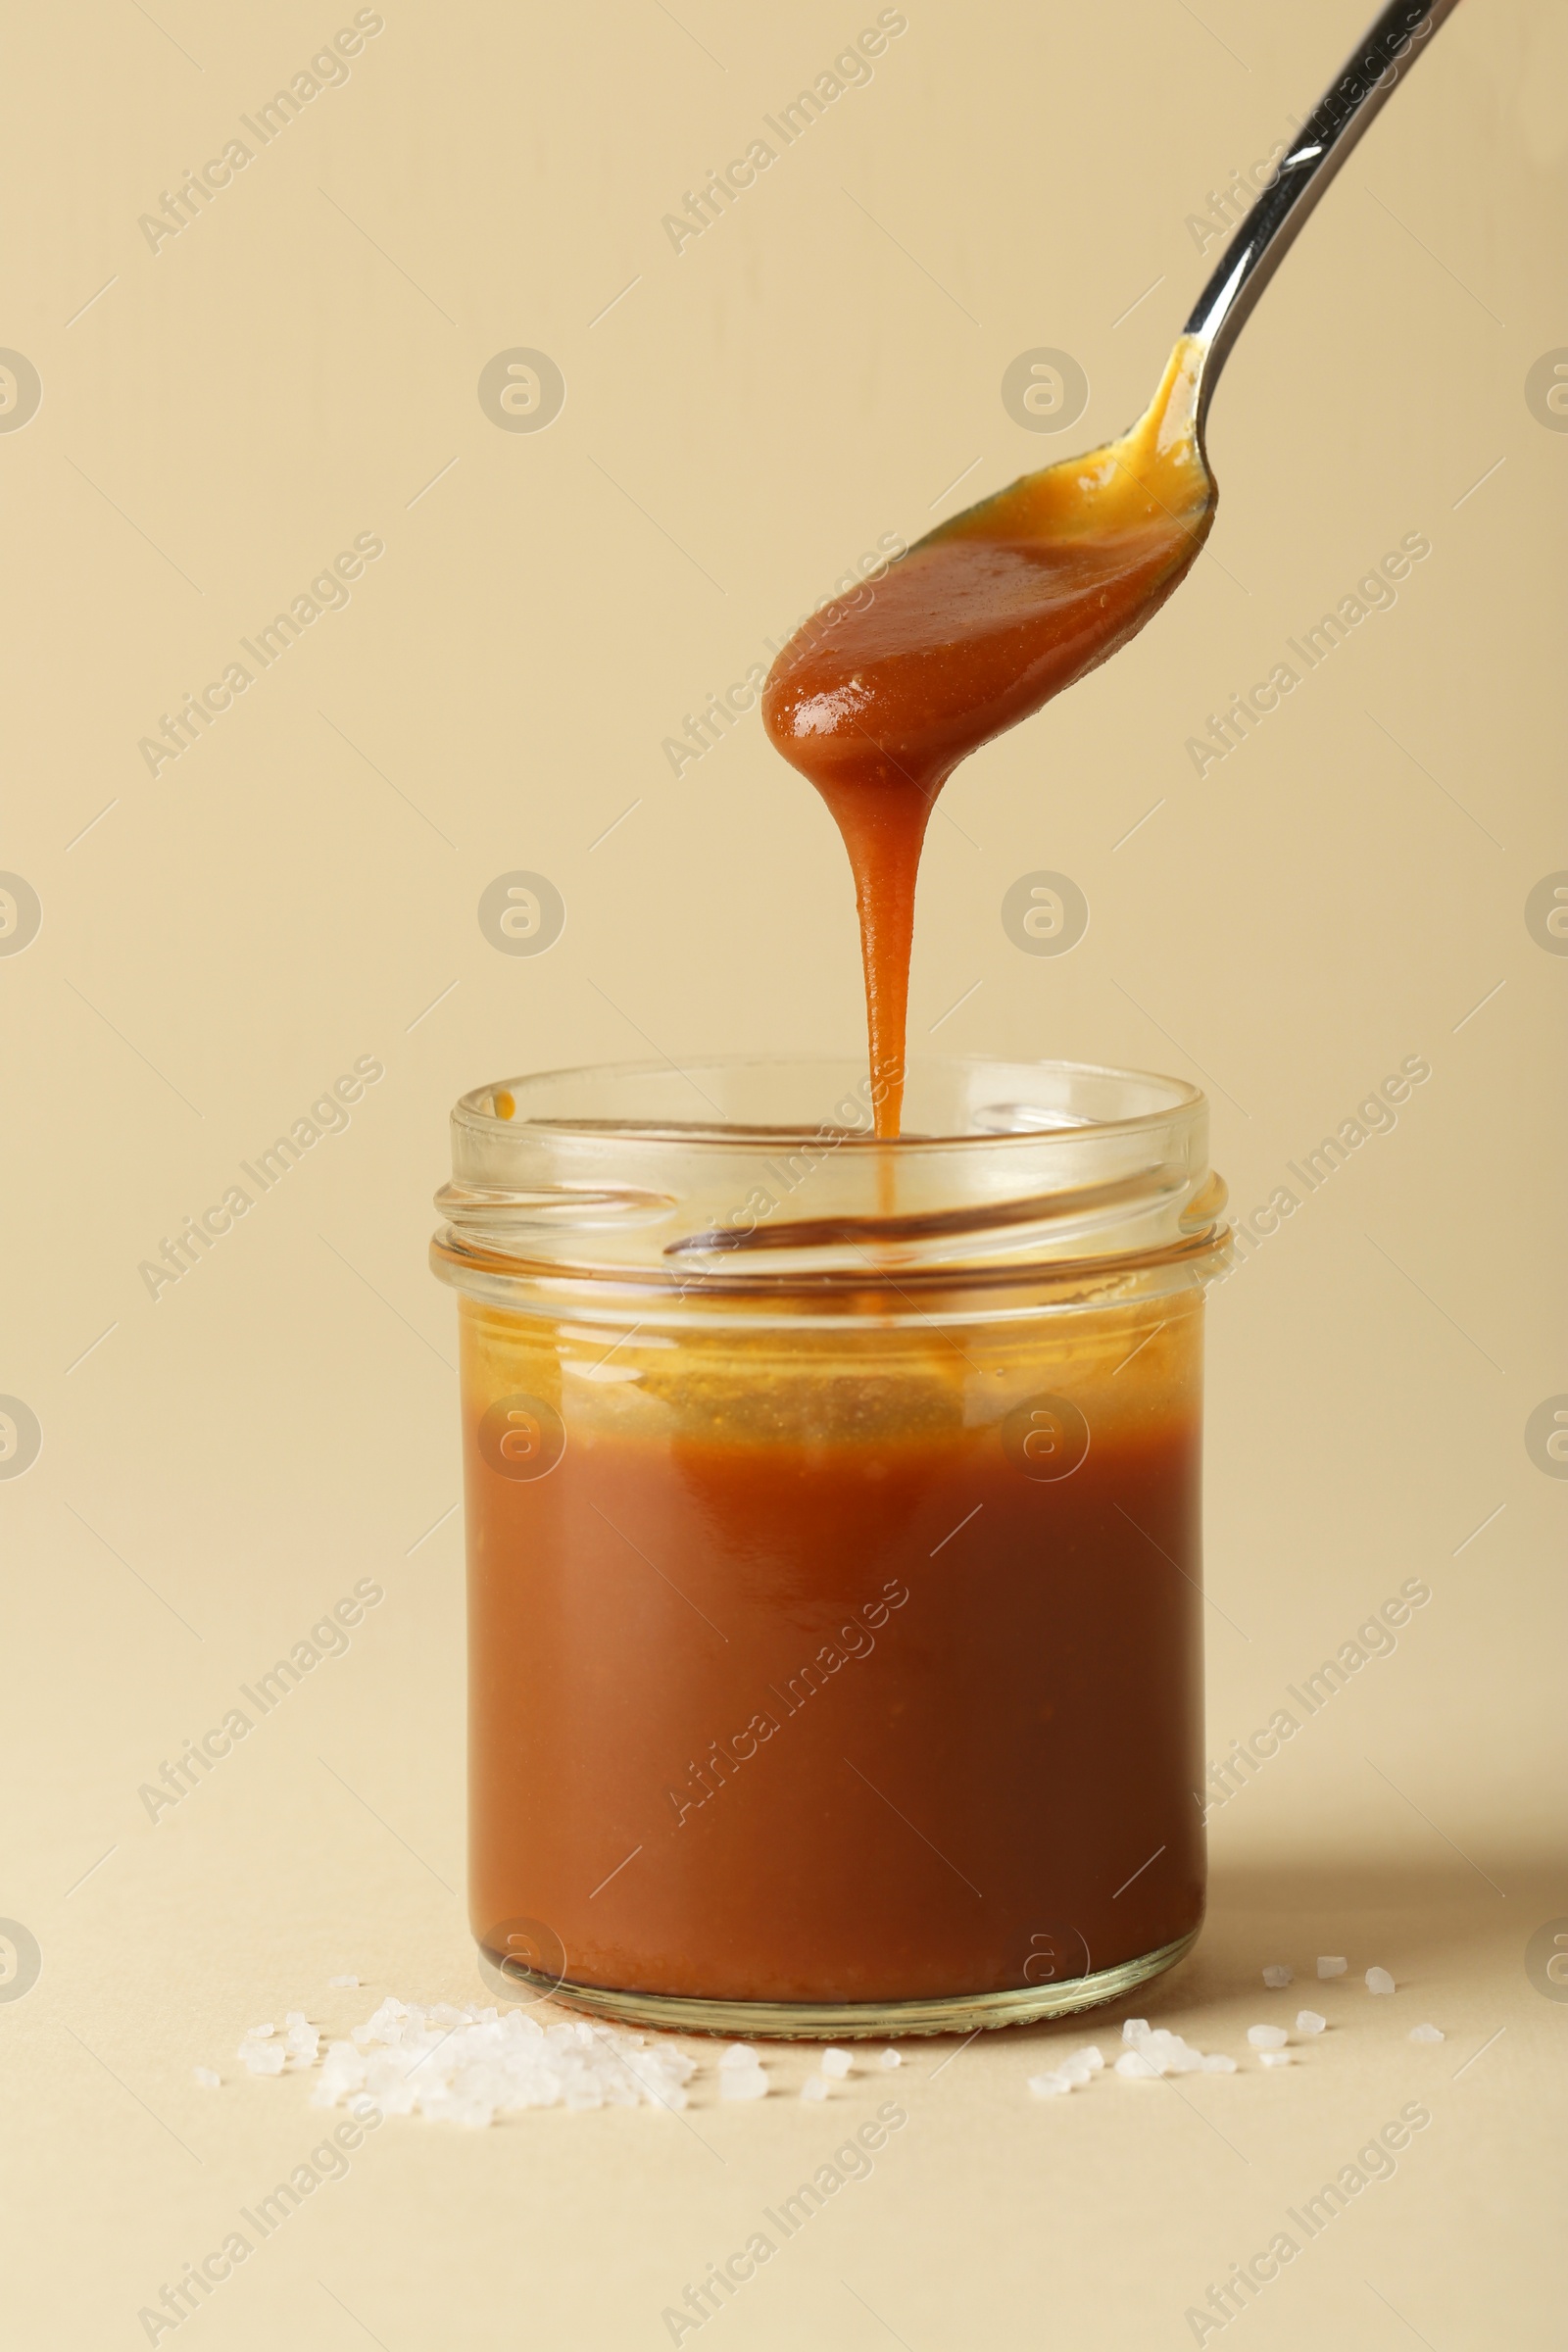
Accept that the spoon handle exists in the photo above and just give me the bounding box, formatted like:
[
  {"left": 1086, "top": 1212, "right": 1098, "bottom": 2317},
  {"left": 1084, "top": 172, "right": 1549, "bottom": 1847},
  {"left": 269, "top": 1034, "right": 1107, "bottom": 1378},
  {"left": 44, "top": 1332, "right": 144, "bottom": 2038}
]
[{"left": 1184, "top": 0, "right": 1463, "bottom": 423}]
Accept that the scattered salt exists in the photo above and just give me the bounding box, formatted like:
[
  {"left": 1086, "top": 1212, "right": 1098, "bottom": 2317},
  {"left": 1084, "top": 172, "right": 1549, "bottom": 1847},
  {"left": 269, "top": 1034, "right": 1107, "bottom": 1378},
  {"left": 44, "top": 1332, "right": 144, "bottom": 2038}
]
[
  {"left": 1317, "top": 1956, "right": 1348, "bottom": 1978},
  {"left": 800, "top": 2077, "right": 829, "bottom": 2101},
  {"left": 1408, "top": 2023, "right": 1445, "bottom": 2043},
  {"left": 1114, "top": 2049, "right": 1161, "bottom": 2078},
  {"left": 719, "top": 2041, "right": 766, "bottom": 2097},
  {"left": 328, "top": 1975, "right": 360, "bottom": 1988},
  {"left": 718, "top": 2066, "right": 768, "bottom": 2101},
  {"left": 238, "top": 2039, "right": 286, "bottom": 2076},
  {"left": 1156, "top": 2040, "right": 1203, "bottom": 2076},
  {"left": 819, "top": 2047, "right": 853, "bottom": 2079},
  {"left": 1114, "top": 2026, "right": 1221, "bottom": 2077},
  {"left": 1258, "top": 2049, "right": 1293, "bottom": 2069},
  {"left": 878, "top": 2049, "right": 902, "bottom": 2070},
  {"left": 285, "top": 2018, "right": 320, "bottom": 2066},
  {"left": 1365, "top": 1967, "right": 1396, "bottom": 1996},
  {"left": 1262, "top": 1965, "right": 1294, "bottom": 1988},
  {"left": 1200, "top": 2053, "right": 1237, "bottom": 2073},
  {"left": 1296, "top": 2010, "right": 1327, "bottom": 2035},
  {"left": 1048, "top": 2028, "right": 1224, "bottom": 2085},
  {"left": 246, "top": 2023, "right": 274, "bottom": 2038},
  {"left": 1026, "top": 2047, "right": 1097, "bottom": 2093},
  {"left": 193, "top": 2067, "right": 220, "bottom": 2088},
  {"left": 287, "top": 1995, "right": 698, "bottom": 2123},
  {"left": 1247, "top": 2025, "right": 1288, "bottom": 2049}
]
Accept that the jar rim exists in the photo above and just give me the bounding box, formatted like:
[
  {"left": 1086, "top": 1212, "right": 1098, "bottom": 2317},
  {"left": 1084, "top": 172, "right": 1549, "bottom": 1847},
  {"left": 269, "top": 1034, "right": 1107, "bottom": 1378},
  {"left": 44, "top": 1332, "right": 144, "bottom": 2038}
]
[
  {"left": 434, "top": 1054, "right": 1225, "bottom": 1294},
  {"left": 456, "top": 1053, "right": 1205, "bottom": 1152}
]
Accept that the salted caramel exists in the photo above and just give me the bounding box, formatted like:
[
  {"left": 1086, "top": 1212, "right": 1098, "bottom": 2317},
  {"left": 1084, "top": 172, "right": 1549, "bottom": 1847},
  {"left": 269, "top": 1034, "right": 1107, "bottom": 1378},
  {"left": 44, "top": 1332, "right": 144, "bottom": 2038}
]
[{"left": 763, "top": 340, "right": 1213, "bottom": 1135}]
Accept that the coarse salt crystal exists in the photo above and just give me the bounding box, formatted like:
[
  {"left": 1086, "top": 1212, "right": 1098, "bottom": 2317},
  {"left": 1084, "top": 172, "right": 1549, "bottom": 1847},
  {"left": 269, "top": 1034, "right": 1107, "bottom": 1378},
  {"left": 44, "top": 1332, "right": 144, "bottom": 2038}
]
[
  {"left": 819, "top": 2048, "right": 853, "bottom": 2079},
  {"left": 1121, "top": 2018, "right": 1151, "bottom": 2043},
  {"left": 328, "top": 1975, "right": 360, "bottom": 1988},
  {"left": 1247, "top": 2025, "right": 1288, "bottom": 2049},
  {"left": 719, "top": 2066, "right": 768, "bottom": 2101},
  {"left": 193, "top": 2067, "right": 220, "bottom": 2088},
  {"left": 238, "top": 2039, "right": 286, "bottom": 2075},
  {"left": 246, "top": 2023, "right": 274, "bottom": 2038},
  {"left": 1258, "top": 2049, "right": 1292, "bottom": 2069},
  {"left": 717, "top": 2043, "right": 760, "bottom": 2071},
  {"left": 1262, "top": 1965, "right": 1293, "bottom": 1988},
  {"left": 1317, "top": 1956, "right": 1348, "bottom": 1978},
  {"left": 1408, "top": 2023, "right": 1445, "bottom": 2043},
  {"left": 1296, "top": 2010, "right": 1327, "bottom": 2034},
  {"left": 1366, "top": 1967, "right": 1396, "bottom": 1996},
  {"left": 1075, "top": 2045, "right": 1105, "bottom": 2073},
  {"left": 1028, "top": 2070, "right": 1072, "bottom": 2096},
  {"left": 1112, "top": 2030, "right": 1239, "bottom": 2076},
  {"left": 800, "top": 2077, "right": 829, "bottom": 2101},
  {"left": 1137, "top": 2030, "right": 1198, "bottom": 2074},
  {"left": 879, "top": 2049, "right": 902, "bottom": 2069},
  {"left": 1114, "top": 2049, "right": 1161, "bottom": 2078}
]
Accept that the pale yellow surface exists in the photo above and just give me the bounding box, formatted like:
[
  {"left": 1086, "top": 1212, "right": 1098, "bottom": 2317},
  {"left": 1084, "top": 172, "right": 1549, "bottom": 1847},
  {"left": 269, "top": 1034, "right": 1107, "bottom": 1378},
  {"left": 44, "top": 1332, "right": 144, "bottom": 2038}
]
[{"left": 1, "top": 1, "right": 1563, "bottom": 2345}]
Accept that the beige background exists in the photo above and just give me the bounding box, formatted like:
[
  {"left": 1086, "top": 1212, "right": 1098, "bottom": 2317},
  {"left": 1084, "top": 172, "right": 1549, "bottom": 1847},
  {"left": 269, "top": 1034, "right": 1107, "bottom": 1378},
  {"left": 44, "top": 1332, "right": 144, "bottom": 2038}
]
[{"left": 2, "top": 0, "right": 1563, "bottom": 2343}]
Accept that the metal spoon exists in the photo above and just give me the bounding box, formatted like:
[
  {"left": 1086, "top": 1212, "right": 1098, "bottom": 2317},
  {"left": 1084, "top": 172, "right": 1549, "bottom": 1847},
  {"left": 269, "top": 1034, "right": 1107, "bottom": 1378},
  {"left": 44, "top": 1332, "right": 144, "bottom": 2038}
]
[{"left": 1183, "top": 0, "right": 1463, "bottom": 449}]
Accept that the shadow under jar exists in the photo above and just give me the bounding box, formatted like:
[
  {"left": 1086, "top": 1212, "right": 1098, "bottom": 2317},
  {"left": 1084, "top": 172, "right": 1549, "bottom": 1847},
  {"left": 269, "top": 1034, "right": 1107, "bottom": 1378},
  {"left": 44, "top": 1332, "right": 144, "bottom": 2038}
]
[{"left": 430, "top": 1055, "right": 1230, "bottom": 2038}]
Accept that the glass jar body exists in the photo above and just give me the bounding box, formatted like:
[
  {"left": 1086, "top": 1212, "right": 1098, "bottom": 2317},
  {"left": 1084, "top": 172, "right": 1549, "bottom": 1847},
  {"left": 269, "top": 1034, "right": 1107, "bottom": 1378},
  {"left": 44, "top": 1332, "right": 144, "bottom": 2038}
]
[{"left": 433, "top": 1055, "right": 1227, "bottom": 2036}]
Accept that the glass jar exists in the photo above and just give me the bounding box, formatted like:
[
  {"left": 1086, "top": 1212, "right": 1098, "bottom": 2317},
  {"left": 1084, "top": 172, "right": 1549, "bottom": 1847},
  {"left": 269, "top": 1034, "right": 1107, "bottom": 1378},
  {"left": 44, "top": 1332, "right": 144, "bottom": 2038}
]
[{"left": 430, "top": 1055, "right": 1229, "bottom": 2038}]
